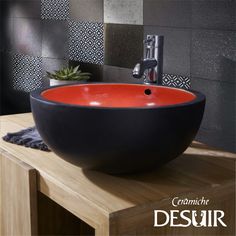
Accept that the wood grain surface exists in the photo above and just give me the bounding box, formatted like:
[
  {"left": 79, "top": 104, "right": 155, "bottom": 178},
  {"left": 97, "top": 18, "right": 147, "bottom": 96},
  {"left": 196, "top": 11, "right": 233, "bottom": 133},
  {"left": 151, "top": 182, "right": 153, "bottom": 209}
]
[
  {"left": 0, "top": 151, "right": 38, "bottom": 235},
  {"left": 0, "top": 113, "right": 235, "bottom": 235}
]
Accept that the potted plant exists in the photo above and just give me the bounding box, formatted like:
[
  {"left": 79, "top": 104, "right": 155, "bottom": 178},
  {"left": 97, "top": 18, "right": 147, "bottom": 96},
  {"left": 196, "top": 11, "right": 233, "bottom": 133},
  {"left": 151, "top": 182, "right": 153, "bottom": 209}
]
[{"left": 47, "top": 65, "right": 92, "bottom": 86}]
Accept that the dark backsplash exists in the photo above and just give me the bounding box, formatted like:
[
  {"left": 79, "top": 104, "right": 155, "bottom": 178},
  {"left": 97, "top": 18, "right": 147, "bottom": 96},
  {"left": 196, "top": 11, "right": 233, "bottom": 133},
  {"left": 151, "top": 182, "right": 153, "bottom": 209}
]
[{"left": 0, "top": 0, "right": 235, "bottom": 152}]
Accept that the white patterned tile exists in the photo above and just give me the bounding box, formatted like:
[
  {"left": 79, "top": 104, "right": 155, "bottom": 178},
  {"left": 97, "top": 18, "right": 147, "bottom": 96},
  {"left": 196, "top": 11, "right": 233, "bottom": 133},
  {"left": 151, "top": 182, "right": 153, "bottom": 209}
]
[
  {"left": 69, "top": 21, "right": 104, "bottom": 65},
  {"left": 162, "top": 73, "right": 191, "bottom": 90},
  {"left": 41, "top": 0, "right": 69, "bottom": 20},
  {"left": 12, "top": 54, "right": 43, "bottom": 92}
]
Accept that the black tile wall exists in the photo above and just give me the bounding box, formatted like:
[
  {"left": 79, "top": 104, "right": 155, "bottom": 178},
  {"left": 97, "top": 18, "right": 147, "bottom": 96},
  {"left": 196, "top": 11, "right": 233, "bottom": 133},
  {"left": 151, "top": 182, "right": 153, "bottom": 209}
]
[
  {"left": 144, "top": 26, "right": 191, "bottom": 76},
  {"left": 1, "top": 18, "right": 13, "bottom": 53},
  {"left": 0, "top": 1, "right": 11, "bottom": 19},
  {"left": 191, "top": 77, "right": 236, "bottom": 152},
  {"left": 11, "top": 1, "right": 41, "bottom": 18},
  {"left": 13, "top": 18, "right": 42, "bottom": 56},
  {"left": 42, "top": 20, "right": 69, "bottom": 59},
  {"left": 190, "top": 28, "right": 235, "bottom": 152},
  {"left": 104, "top": 24, "right": 143, "bottom": 68},
  {"left": 0, "top": 2, "right": 13, "bottom": 52},
  {"left": 192, "top": 0, "right": 236, "bottom": 31},
  {"left": 69, "top": 60, "right": 103, "bottom": 82},
  {"left": 143, "top": 0, "right": 236, "bottom": 152},
  {"left": 191, "top": 30, "right": 236, "bottom": 83},
  {"left": 0, "top": 52, "right": 2, "bottom": 114},
  {"left": 144, "top": 0, "right": 192, "bottom": 28},
  {"left": 70, "top": 0, "right": 103, "bottom": 23},
  {"left": 103, "top": 65, "right": 135, "bottom": 83}
]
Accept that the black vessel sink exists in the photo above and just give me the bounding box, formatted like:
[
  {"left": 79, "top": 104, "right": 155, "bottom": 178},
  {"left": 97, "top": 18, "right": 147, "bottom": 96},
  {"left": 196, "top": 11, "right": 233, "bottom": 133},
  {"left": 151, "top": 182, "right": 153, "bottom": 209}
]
[{"left": 30, "top": 83, "right": 205, "bottom": 174}]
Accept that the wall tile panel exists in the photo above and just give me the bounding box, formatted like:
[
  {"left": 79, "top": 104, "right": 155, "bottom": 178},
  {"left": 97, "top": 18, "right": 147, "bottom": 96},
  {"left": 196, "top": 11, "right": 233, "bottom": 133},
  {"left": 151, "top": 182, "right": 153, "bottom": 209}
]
[
  {"left": 191, "top": 30, "right": 236, "bottom": 83},
  {"left": 192, "top": 0, "right": 236, "bottom": 31},
  {"left": 42, "top": 20, "right": 69, "bottom": 59},
  {"left": 103, "top": 65, "right": 135, "bottom": 83},
  {"left": 69, "top": 21, "right": 104, "bottom": 65},
  {"left": 1, "top": 53, "right": 32, "bottom": 114},
  {"left": 105, "top": 24, "right": 143, "bottom": 68},
  {"left": 162, "top": 74, "right": 190, "bottom": 90},
  {"left": 104, "top": 0, "right": 143, "bottom": 25},
  {"left": 41, "top": 0, "right": 69, "bottom": 20},
  {"left": 69, "top": 60, "right": 103, "bottom": 82},
  {"left": 12, "top": 53, "right": 42, "bottom": 92},
  {"left": 144, "top": 0, "right": 191, "bottom": 28},
  {"left": 70, "top": 0, "right": 103, "bottom": 23},
  {"left": 192, "top": 77, "right": 236, "bottom": 152},
  {"left": 13, "top": 18, "right": 42, "bottom": 56},
  {"left": 0, "top": 1, "right": 13, "bottom": 52},
  {"left": 144, "top": 26, "right": 191, "bottom": 76},
  {"left": 12, "top": 1, "right": 41, "bottom": 18}
]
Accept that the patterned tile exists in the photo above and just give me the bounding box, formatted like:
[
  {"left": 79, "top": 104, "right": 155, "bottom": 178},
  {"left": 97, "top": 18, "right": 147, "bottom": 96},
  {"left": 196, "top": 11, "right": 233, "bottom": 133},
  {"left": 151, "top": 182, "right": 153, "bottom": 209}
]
[
  {"left": 69, "top": 21, "right": 104, "bottom": 65},
  {"left": 12, "top": 54, "right": 43, "bottom": 92},
  {"left": 41, "top": 0, "right": 69, "bottom": 20},
  {"left": 162, "top": 74, "right": 191, "bottom": 90}
]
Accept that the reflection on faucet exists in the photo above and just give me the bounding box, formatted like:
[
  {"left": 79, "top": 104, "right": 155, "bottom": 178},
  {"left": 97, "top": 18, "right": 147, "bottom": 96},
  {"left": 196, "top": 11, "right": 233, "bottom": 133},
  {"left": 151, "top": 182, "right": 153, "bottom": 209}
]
[{"left": 133, "top": 35, "right": 164, "bottom": 85}]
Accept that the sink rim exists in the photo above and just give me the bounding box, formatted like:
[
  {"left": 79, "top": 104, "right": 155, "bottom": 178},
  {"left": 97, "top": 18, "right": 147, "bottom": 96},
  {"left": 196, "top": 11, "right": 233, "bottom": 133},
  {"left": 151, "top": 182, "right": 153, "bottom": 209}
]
[{"left": 30, "top": 83, "right": 206, "bottom": 110}]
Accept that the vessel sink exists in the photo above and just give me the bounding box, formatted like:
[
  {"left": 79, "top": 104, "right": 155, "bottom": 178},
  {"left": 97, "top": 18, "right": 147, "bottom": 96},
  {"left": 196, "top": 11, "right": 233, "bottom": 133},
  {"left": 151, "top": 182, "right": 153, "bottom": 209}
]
[{"left": 30, "top": 83, "right": 205, "bottom": 174}]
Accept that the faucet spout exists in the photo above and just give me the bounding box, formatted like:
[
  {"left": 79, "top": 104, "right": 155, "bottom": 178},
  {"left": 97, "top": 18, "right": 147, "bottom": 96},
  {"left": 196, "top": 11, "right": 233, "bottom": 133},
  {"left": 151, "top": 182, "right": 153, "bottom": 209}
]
[{"left": 132, "top": 59, "right": 158, "bottom": 79}]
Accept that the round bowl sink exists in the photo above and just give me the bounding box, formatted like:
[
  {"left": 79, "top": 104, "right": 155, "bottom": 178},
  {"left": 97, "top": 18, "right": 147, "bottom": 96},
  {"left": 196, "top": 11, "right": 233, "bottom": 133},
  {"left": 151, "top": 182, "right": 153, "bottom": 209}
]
[{"left": 30, "top": 83, "right": 205, "bottom": 174}]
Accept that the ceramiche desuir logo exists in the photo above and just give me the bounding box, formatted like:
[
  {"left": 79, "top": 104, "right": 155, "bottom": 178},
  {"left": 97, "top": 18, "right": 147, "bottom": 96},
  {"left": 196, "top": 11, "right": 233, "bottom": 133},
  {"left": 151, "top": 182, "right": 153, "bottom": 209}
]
[{"left": 154, "top": 197, "right": 227, "bottom": 228}]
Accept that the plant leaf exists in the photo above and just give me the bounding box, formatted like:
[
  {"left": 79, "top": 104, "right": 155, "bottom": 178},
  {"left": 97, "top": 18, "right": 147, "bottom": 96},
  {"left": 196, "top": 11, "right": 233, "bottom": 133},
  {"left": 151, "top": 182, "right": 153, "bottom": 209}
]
[
  {"left": 47, "top": 65, "right": 90, "bottom": 81},
  {"left": 73, "top": 65, "right": 80, "bottom": 73}
]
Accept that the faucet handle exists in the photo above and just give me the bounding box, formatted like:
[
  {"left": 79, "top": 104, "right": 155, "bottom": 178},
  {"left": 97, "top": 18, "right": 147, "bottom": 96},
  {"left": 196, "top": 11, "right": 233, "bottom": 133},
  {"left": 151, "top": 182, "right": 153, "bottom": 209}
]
[
  {"left": 143, "top": 38, "right": 153, "bottom": 44},
  {"left": 143, "top": 58, "right": 158, "bottom": 68}
]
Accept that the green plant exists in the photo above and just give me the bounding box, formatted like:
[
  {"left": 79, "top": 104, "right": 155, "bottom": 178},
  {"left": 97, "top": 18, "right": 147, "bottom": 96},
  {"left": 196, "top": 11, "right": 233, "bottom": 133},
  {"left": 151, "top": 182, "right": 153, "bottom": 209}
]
[{"left": 46, "top": 65, "right": 91, "bottom": 81}]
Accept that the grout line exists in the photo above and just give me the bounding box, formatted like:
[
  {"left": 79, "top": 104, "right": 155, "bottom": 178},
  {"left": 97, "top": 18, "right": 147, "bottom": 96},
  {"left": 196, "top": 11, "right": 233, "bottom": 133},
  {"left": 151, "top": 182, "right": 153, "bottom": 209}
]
[
  {"left": 192, "top": 77, "right": 236, "bottom": 86},
  {"left": 190, "top": 0, "right": 193, "bottom": 88},
  {"left": 143, "top": 24, "right": 236, "bottom": 33},
  {"left": 5, "top": 17, "right": 235, "bottom": 33}
]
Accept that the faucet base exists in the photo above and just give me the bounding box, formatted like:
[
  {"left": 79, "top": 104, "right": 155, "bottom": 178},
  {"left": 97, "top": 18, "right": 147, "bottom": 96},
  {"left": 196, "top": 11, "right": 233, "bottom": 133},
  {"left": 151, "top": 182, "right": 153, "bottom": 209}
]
[{"left": 143, "top": 78, "right": 158, "bottom": 85}]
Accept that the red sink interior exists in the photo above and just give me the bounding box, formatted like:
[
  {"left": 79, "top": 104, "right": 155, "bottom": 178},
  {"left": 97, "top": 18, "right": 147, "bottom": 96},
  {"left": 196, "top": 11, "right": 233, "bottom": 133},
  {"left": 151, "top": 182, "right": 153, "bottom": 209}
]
[{"left": 41, "top": 84, "right": 196, "bottom": 108}]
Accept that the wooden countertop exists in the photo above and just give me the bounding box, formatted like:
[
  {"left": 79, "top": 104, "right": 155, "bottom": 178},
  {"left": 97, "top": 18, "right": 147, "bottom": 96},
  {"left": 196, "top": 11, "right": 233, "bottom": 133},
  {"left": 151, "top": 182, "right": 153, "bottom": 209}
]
[{"left": 0, "top": 113, "right": 235, "bottom": 232}]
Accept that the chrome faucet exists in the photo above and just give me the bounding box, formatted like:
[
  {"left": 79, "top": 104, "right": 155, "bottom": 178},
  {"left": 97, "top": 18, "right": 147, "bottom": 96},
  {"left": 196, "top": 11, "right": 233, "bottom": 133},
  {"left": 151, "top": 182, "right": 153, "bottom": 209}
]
[{"left": 133, "top": 35, "right": 164, "bottom": 85}]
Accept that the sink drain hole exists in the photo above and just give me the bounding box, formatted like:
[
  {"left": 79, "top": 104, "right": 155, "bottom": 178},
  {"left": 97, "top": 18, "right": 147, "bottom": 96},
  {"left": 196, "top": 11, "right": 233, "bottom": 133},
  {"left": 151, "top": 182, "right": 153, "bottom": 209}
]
[{"left": 144, "top": 89, "right": 152, "bottom": 95}]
